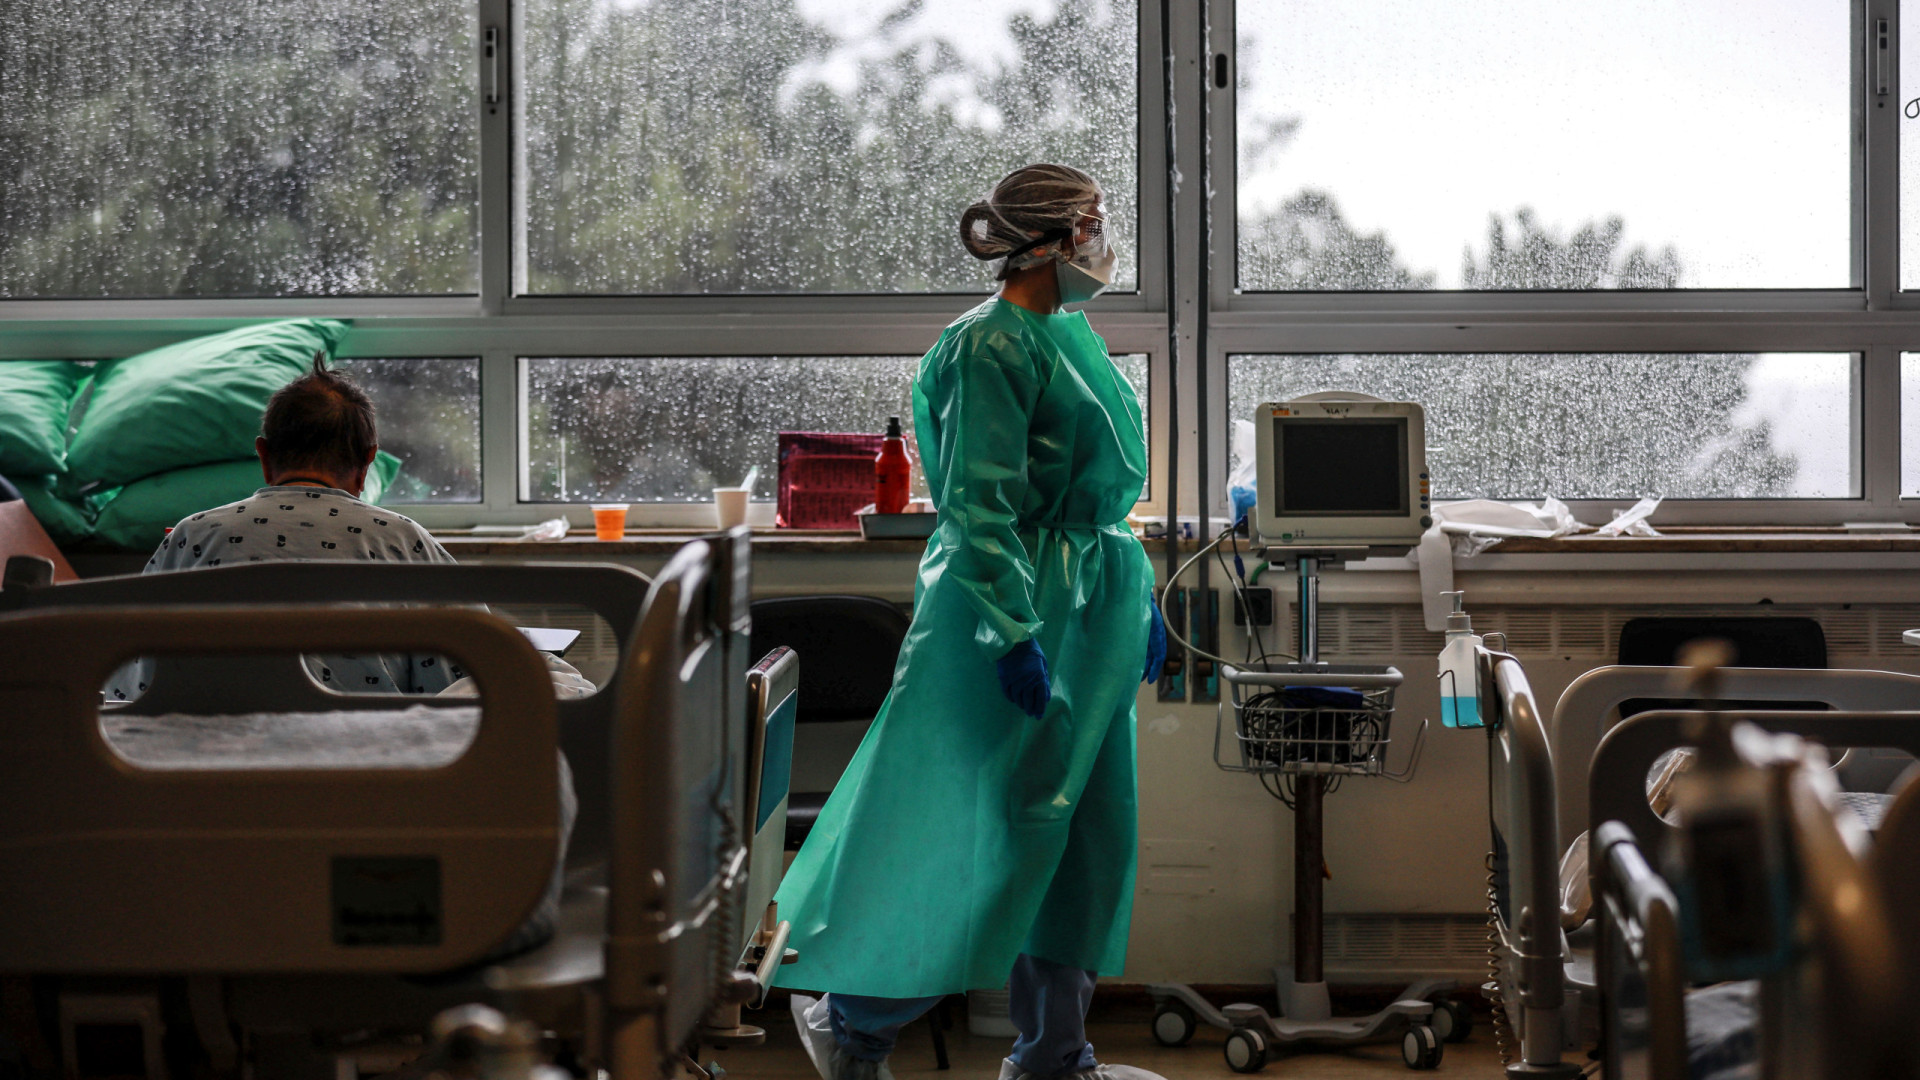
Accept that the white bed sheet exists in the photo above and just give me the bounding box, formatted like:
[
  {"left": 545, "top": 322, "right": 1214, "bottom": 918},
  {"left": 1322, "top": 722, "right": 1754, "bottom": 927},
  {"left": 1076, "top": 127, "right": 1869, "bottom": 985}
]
[{"left": 102, "top": 705, "right": 479, "bottom": 769}]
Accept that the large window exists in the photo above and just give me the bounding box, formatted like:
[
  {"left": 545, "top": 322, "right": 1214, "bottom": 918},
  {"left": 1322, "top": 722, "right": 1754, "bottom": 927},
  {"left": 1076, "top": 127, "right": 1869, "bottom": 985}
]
[
  {"left": 519, "top": 0, "right": 1140, "bottom": 294},
  {"left": 11, "top": 1, "right": 1920, "bottom": 530},
  {"left": 1237, "top": 0, "right": 1853, "bottom": 292},
  {"left": 331, "top": 359, "right": 483, "bottom": 502},
  {"left": 522, "top": 353, "right": 1148, "bottom": 502},
  {"left": 0, "top": 0, "right": 480, "bottom": 298},
  {"left": 1230, "top": 354, "right": 1856, "bottom": 501}
]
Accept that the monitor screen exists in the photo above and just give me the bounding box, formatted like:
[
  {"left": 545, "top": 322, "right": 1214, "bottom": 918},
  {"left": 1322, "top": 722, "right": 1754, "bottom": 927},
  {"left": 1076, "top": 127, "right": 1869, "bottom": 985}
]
[{"left": 1275, "top": 418, "right": 1408, "bottom": 516}]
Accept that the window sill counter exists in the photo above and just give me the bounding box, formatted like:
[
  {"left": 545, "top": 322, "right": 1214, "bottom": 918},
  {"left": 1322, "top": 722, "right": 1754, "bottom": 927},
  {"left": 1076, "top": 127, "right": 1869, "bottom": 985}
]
[
  {"left": 432, "top": 528, "right": 932, "bottom": 557},
  {"left": 433, "top": 526, "right": 1920, "bottom": 558},
  {"left": 1483, "top": 528, "right": 1920, "bottom": 554}
]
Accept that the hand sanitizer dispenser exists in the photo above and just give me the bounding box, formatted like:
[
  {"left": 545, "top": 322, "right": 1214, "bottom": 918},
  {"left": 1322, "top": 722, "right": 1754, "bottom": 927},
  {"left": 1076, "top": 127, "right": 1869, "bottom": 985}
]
[{"left": 1438, "top": 590, "right": 1483, "bottom": 728}]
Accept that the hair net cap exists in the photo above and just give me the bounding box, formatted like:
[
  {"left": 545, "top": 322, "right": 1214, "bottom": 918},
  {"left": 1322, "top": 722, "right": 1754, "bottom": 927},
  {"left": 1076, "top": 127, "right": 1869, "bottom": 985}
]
[{"left": 959, "top": 164, "right": 1104, "bottom": 279}]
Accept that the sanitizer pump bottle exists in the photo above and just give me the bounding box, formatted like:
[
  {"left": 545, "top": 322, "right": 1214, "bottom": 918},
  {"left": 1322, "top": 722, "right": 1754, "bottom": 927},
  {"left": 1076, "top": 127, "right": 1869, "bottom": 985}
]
[{"left": 1437, "top": 590, "right": 1483, "bottom": 728}]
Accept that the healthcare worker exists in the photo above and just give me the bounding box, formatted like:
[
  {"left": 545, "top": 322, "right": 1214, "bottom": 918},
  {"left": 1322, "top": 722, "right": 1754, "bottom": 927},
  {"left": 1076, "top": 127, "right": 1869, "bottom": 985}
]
[{"left": 774, "top": 163, "right": 1168, "bottom": 1080}]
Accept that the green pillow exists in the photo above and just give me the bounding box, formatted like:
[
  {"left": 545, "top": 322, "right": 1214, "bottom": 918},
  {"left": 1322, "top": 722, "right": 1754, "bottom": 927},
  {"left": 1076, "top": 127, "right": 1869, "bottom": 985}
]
[
  {"left": 90, "top": 451, "right": 405, "bottom": 552},
  {"left": 0, "top": 361, "right": 84, "bottom": 476},
  {"left": 10, "top": 475, "right": 95, "bottom": 547},
  {"left": 65, "top": 319, "right": 349, "bottom": 491},
  {"left": 364, "top": 450, "right": 402, "bottom": 504}
]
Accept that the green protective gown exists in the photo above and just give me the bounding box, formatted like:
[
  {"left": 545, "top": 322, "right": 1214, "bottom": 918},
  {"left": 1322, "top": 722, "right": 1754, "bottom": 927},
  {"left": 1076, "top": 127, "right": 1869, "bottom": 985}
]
[{"left": 773, "top": 297, "right": 1153, "bottom": 999}]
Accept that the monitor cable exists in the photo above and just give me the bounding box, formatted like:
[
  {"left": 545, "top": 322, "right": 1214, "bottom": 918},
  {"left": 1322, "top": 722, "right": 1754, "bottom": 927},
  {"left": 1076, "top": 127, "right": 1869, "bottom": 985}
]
[{"left": 1157, "top": 515, "right": 1296, "bottom": 668}]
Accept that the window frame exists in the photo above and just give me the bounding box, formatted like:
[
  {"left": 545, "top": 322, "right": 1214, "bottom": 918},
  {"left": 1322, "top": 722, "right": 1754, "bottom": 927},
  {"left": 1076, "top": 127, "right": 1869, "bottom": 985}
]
[
  {"left": 1196, "top": 0, "right": 1920, "bottom": 528},
  {"left": 0, "top": 0, "right": 1171, "bottom": 529},
  {"left": 9, "top": 0, "right": 1920, "bottom": 531}
]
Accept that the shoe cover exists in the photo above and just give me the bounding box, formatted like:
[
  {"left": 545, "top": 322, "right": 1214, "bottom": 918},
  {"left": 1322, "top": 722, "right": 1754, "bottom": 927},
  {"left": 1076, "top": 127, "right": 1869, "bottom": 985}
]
[
  {"left": 792, "top": 994, "right": 834, "bottom": 1080},
  {"left": 998, "top": 1059, "right": 1168, "bottom": 1080},
  {"left": 792, "top": 995, "right": 896, "bottom": 1080}
]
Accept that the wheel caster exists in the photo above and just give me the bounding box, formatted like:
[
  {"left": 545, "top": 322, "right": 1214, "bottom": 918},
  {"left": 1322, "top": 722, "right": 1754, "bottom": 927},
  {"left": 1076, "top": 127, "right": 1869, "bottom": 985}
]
[
  {"left": 1224, "top": 1026, "right": 1268, "bottom": 1074},
  {"left": 1150, "top": 1000, "right": 1197, "bottom": 1048},
  {"left": 1429, "top": 998, "right": 1472, "bottom": 1043},
  {"left": 1401, "top": 1023, "right": 1442, "bottom": 1070}
]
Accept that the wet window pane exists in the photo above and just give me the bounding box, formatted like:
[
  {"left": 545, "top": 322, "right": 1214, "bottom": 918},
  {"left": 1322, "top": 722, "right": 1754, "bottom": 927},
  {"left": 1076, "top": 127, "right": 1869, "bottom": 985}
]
[
  {"left": 1229, "top": 354, "right": 1855, "bottom": 500},
  {"left": 331, "top": 359, "right": 482, "bottom": 503},
  {"left": 0, "top": 1, "right": 479, "bottom": 298},
  {"left": 1903, "top": 1, "right": 1920, "bottom": 291},
  {"left": 522, "top": 354, "right": 1148, "bottom": 502},
  {"left": 519, "top": 0, "right": 1138, "bottom": 294},
  {"left": 1238, "top": 1, "right": 1851, "bottom": 292},
  {"left": 1901, "top": 354, "right": 1920, "bottom": 497}
]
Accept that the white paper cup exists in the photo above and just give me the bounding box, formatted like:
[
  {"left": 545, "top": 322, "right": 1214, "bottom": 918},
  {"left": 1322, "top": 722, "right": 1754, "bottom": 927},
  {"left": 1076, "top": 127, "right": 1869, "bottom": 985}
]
[{"left": 714, "top": 487, "right": 750, "bottom": 529}]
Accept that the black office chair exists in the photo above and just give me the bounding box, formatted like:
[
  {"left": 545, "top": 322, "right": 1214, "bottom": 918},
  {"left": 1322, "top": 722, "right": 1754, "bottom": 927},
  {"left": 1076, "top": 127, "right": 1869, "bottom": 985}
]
[
  {"left": 1616, "top": 616, "right": 1827, "bottom": 719},
  {"left": 749, "top": 594, "right": 910, "bottom": 849},
  {"left": 748, "top": 595, "right": 956, "bottom": 1067}
]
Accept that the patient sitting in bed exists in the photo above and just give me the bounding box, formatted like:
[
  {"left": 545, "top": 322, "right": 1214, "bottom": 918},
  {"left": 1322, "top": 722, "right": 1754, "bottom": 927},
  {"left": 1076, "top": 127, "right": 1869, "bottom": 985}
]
[
  {"left": 109, "top": 355, "right": 463, "bottom": 699},
  {"left": 106, "top": 356, "right": 583, "bottom": 958}
]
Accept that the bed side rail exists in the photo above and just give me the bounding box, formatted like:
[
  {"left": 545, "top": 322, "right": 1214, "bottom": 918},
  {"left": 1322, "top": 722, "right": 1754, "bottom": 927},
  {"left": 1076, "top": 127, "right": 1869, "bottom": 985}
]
[
  {"left": 0, "top": 559, "right": 651, "bottom": 865},
  {"left": 1868, "top": 783, "right": 1920, "bottom": 1072},
  {"left": 0, "top": 559, "right": 650, "bottom": 625},
  {"left": 1481, "top": 648, "right": 1572, "bottom": 1071},
  {"left": 1593, "top": 821, "right": 1687, "bottom": 1080},
  {"left": 1588, "top": 708, "right": 1920, "bottom": 860},
  {"left": 0, "top": 605, "right": 560, "bottom": 974},
  {"left": 1550, "top": 665, "right": 1920, "bottom": 852},
  {"left": 605, "top": 534, "right": 754, "bottom": 1076},
  {"left": 0, "top": 561, "right": 648, "bottom": 712},
  {"left": 742, "top": 646, "right": 797, "bottom": 958},
  {"left": 1593, "top": 716, "right": 1911, "bottom": 1080}
]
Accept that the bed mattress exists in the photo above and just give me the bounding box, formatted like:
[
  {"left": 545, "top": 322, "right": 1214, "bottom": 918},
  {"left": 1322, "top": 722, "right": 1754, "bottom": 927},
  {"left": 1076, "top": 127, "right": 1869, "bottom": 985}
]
[{"left": 102, "top": 705, "right": 480, "bottom": 769}]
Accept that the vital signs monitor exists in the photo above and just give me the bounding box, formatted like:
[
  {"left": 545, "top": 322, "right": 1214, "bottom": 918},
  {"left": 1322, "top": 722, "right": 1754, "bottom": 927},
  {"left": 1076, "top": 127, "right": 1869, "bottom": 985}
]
[{"left": 1252, "top": 395, "right": 1431, "bottom": 551}]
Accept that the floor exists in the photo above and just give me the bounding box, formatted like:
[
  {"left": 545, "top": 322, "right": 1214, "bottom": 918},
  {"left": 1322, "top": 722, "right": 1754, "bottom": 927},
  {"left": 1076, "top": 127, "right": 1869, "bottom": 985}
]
[{"left": 713, "top": 995, "right": 1522, "bottom": 1080}]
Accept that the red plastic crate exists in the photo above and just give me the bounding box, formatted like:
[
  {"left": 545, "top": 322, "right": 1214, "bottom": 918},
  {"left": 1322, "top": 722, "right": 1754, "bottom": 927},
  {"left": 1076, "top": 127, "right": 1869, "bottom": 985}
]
[{"left": 776, "top": 432, "right": 884, "bottom": 530}]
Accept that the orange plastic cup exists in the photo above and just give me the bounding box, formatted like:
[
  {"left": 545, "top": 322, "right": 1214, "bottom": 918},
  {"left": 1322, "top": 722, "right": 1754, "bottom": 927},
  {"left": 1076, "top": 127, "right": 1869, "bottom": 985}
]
[{"left": 591, "top": 503, "right": 629, "bottom": 541}]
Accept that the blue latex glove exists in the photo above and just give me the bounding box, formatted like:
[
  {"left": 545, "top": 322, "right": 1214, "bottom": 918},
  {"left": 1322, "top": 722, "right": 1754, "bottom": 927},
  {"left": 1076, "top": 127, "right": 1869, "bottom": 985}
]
[
  {"left": 1143, "top": 600, "right": 1167, "bottom": 682},
  {"left": 996, "top": 639, "right": 1052, "bottom": 720}
]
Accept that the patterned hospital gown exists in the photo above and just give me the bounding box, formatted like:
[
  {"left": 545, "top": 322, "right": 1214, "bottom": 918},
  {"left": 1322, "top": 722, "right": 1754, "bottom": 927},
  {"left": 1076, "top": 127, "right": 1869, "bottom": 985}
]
[{"left": 108, "top": 484, "right": 463, "bottom": 701}]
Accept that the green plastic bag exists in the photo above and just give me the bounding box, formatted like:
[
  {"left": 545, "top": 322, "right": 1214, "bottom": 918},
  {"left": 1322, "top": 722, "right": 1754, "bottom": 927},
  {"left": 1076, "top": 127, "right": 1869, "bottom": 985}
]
[
  {"left": 89, "top": 451, "right": 403, "bottom": 552},
  {"left": 0, "top": 361, "right": 84, "bottom": 477},
  {"left": 9, "top": 475, "right": 95, "bottom": 547},
  {"left": 65, "top": 319, "right": 349, "bottom": 491}
]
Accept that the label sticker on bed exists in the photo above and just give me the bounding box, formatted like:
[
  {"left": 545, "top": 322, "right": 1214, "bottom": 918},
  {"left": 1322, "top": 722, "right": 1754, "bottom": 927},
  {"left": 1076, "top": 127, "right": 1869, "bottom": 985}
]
[{"left": 331, "top": 856, "right": 442, "bottom": 947}]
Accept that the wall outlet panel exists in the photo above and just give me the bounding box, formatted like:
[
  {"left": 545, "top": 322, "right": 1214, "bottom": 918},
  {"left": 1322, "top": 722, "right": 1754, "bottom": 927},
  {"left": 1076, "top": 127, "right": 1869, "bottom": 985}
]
[
  {"left": 1187, "top": 587, "right": 1219, "bottom": 703},
  {"left": 1232, "top": 586, "right": 1275, "bottom": 627},
  {"left": 1158, "top": 588, "right": 1187, "bottom": 701}
]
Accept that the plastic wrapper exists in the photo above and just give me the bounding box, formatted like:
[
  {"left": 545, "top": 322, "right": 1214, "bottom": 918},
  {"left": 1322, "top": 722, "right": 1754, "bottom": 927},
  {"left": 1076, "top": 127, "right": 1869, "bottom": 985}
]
[
  {"left": 1227, "top": 418, "right": 1258, "bottom": 525},
  {"left": 1596, "top": 496, "right": 1662, "bottom": 537},
  {"left": 518, "top": 517, "right": 570, "bottom": 542},
  {"left": 1415, "top": 497, "right": 1593, "bottom": 630},
  {"left": 1560, "top": 831, "right": 1592, "bottom": 930}
]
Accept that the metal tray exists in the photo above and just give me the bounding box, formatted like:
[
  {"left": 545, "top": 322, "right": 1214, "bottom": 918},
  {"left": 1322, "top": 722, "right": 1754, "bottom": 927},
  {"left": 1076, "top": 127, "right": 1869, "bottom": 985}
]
[{"left": 858, "top": 512, "right": 939, "bottom": 540}]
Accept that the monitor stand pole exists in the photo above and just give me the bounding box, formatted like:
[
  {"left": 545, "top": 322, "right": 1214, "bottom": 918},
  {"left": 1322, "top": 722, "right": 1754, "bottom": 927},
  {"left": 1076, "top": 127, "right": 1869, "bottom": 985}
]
[
  {"left": 1144, "top": 548, "right": 1455, "bottom": 1073},
  {"left": 1286, "top": 554, "right": 1330, "bottom": 1020}
]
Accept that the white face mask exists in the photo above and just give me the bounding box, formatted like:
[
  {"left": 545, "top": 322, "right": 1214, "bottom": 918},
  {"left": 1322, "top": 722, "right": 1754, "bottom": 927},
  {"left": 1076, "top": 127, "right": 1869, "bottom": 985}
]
[{"left": 1056, "top": 229, "right": 1117, "bottom": 310}]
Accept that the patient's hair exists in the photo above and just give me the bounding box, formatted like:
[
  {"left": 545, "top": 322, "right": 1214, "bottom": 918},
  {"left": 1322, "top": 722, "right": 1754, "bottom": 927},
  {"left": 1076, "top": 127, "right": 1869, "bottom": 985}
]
[{"left": 259, "top": 354, "right": 377, "bottom": 480}]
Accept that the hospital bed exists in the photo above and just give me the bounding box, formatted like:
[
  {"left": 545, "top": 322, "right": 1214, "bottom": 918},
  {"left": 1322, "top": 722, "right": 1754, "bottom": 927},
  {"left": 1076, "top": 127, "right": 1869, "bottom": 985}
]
[
  {"left": 1479, "top": 653, "right": 1920, "bottom": 1078},
  {"left": 0, "top": 532, "right": 765, "bottom": 1078},
  {"left": 1590, "top": 707, "right": 1920, "bottom": 1080},
  {"left": 0, "top": 557, "right": 658, "bottom": 867}
]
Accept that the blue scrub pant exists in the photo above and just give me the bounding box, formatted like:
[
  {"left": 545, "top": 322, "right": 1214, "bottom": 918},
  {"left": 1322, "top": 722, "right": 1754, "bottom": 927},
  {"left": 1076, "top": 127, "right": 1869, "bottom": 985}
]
[{"left": 829, "top": 954, "right": 1100, "bottom": 1076}]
